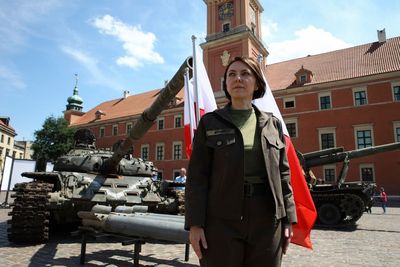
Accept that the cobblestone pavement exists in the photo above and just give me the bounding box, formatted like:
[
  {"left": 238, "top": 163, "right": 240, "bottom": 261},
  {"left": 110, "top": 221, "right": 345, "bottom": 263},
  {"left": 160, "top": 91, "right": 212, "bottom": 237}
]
[{"left": 0, "top": 206, "right": 399, "bottom": 267}]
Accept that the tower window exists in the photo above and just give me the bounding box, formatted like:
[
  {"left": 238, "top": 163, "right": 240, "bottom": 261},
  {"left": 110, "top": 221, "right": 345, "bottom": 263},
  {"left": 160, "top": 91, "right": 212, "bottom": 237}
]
[{"left": 223, "top": 23, "right": 230, "bottom": 33}]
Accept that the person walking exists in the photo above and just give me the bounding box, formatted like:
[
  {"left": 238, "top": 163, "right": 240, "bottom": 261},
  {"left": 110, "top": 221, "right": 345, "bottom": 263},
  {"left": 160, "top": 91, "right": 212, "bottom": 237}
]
[
  {"left": 380, "top": 187, "right": 388, "bottom": 214},
  {"left": 185, "top": 56, "right": 297, "bottom": 267}
]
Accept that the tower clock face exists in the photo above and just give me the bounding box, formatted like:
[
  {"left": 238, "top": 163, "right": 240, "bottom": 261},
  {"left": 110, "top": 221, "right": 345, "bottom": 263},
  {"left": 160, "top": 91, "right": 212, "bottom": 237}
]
[{"left": 218, "top": 2, "right": 234, "bottom": 20}]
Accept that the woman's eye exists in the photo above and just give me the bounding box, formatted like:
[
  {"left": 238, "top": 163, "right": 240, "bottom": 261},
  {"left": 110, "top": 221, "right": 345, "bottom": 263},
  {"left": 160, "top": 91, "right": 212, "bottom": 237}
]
[{"left": 228, "top": 72, "right": 236, "bottom": 77}]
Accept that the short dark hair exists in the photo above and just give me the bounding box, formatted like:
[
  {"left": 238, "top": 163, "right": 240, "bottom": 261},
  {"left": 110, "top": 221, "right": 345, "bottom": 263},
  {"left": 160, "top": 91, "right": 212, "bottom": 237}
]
[{"left": 222, "top": 56, "right": 266, "bottom": 101}]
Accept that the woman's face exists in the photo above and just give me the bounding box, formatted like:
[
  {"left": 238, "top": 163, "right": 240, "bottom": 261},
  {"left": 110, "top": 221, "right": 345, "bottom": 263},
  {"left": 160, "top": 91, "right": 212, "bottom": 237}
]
[{"left": 226, "top": 61, "right": 258, "bottom": 103}]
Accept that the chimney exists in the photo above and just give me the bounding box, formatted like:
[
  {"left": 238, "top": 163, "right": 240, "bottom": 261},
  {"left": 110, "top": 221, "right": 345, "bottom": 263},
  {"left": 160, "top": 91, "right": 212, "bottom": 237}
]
[
  {"left": 377, "top": 28, "right": 386, "bottom": 43},
  {"left": 123, "top": 90, "right": 130, "bottom": 99}
]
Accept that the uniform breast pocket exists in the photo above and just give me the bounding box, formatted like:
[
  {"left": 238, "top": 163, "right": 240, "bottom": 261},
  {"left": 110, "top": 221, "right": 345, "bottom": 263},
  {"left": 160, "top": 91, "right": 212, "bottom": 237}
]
[
  {"left": 206, "top": 129, "right": 236, "bottom": 150},
  {"left": 265, "top": 135, "right": 285, "bottom": 150}
]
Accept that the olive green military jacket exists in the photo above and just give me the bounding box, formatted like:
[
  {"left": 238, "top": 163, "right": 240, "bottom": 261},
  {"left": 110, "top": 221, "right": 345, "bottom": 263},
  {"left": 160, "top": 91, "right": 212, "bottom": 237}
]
[{"left": 184, "top": 104, "right": 297, "bottom": 230}]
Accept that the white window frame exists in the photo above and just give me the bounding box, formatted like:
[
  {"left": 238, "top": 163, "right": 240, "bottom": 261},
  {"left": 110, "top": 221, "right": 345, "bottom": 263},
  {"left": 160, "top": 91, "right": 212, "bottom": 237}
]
[
  {"left": 112, "top": 124, "right": 118, "bottom": 136},
  {"left": 155, "top": 142, "right": 165, "bottom": 161},
  {"left": 126, "top": 122, "right": 133, "bottom": 134},
  {"left": 284, "top": 117, "right": 298, "bottom": 138},
  {"left": 319, "top": 92, "right": 332, "bottom": 110},
  {"left": 353, "top": 124, "right": 374, "bottom": 149},
  {"left": 140, "top": 144, "right": 149, "bottom": 161},
  {"left": 99, "top": 127, "right": 105, "bottom": 137},
  {"left": 318, "top": 127, "right": 336, "bottom": 150},
  {"left": 283, "top": 97, "right": 296, "bottom": 109},
  {"left": 323, "top": 165, "right": 336, "bottom": 183},
  {"left": 173, "top": 169, "right": 181, "bottom": 180},
  {"left": 392, "top": 81, "right": 400, "bottom": 102},
  {"left": 360, "top": 163, "right": 375, "bottom": 182},
  {"left": 352, "top": 87, "right": 368, "bottom": 106},
  {"left": 158, "top": 117, "right": 165, "bottom": 130},
  {"left": 157, "top": 170, "right": 164, "bottom": 180},
  {"left": 172, "top": 141, "right": 183, "bottom": 160},
  {"left": 393, "top": 121, "right": 400, "bottom": 142},
  {"left": 174, "top": 115, "right": 183, "bottom": 128}
]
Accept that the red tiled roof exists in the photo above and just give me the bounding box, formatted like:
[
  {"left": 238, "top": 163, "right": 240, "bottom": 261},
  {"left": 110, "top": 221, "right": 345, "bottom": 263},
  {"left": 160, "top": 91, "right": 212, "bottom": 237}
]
[
  {"left": 266, "top": 36, "right": 400, "bottom": 90},
  {"left": 0, "top": 119, "right": 15, "bottom": 133},
  {"left": 71, "top": 88, "right": 184, "bottom": 126}
]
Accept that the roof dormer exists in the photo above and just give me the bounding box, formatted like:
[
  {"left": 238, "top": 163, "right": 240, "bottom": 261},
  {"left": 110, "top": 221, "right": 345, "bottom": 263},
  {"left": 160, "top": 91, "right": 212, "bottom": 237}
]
[{"left": 295, "top": 65, "right": 313, "bottom": 85}]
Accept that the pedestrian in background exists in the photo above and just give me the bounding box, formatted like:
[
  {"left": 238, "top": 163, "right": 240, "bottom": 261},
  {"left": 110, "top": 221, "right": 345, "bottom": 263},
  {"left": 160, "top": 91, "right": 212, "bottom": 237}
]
[
  {"left": 380, "top": 187, "right": 388, "bottom": 214},
  {"left": 185, "top": 56, "right": 297, "bottom": 267}
]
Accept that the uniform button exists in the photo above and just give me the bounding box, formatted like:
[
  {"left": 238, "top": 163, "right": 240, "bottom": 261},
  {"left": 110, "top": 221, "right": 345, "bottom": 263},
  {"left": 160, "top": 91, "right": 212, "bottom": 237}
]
[{"left": 216, "top": 140, "right": 222, "bottom": 146}]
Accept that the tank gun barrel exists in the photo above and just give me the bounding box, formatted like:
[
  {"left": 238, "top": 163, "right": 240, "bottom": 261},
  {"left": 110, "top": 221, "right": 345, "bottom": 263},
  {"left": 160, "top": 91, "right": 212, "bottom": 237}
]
[
  {"left": 304, "top": 142, "right": 400, "bottom": 168},
  {"left": 102, "top": 57, "right": 193, "bottom": 173}
]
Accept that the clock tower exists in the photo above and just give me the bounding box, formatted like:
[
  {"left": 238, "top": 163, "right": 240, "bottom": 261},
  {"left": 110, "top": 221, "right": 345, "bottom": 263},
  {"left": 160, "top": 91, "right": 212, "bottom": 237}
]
[{"left": 202, "top": 0, "right": 268, "bottom": 98}]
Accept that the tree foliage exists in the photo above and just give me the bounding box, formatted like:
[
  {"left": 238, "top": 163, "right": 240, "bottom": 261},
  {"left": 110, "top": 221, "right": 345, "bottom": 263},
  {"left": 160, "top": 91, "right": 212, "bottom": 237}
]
[{"left": 32, "top": 116, "right": 75, "bottom": 166}]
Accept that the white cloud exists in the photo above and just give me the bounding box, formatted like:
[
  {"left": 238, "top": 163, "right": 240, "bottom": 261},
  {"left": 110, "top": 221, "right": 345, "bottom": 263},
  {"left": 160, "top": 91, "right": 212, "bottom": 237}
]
[
  {"left": 90, "top": 15, "right": 164, "bottom": 69},
  {"left": 266, "top": 25, "right": 353, "bottom": 64},
  {"left": 61, "top": 46, "right": 123, "bottom": 91},
  {"left": 262, "top": 19, "right": 278, "bottom": 39},
  {"left": 0, "top": 65, "right": 26, "bottom": 89}
]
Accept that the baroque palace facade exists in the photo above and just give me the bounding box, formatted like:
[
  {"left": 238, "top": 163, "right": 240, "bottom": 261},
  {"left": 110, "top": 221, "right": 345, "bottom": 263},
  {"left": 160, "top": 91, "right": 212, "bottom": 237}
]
[{"left": 64, "top": 0, "right": 400, "bottom": 194}]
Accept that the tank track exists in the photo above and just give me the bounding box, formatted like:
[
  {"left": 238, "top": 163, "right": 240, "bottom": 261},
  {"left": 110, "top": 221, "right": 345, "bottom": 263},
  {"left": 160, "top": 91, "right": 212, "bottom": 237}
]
[
  {"left": 312, "top": 192, "right": 365, "bottom": 225},
  {"left": 8, "top": 181, "right": 53, "bottom": 244}
]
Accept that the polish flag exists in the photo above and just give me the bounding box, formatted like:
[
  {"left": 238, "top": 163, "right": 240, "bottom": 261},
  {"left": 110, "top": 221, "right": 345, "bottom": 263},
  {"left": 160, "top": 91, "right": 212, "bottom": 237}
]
[
  {"left": 184, "top": 52, "right": 217, "bottom": 158},
  {"left": 253, "top": 79, "right": 317, "bottom": 249}
]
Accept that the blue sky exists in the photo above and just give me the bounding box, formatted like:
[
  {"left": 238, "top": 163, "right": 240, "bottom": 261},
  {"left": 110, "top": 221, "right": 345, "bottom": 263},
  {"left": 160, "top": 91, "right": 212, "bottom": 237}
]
[{"left": 1, "top": 0, "right": 399, "bottom": 141}]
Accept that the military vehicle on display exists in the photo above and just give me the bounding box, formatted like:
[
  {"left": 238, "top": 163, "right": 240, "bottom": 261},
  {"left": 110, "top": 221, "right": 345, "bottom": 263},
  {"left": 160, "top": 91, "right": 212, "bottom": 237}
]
[
  {"left": 297, "top": 142, "right": 400, "bottom": 226},
  {"left": 7, "top": 57, "right": 192, "bottom": 244}
]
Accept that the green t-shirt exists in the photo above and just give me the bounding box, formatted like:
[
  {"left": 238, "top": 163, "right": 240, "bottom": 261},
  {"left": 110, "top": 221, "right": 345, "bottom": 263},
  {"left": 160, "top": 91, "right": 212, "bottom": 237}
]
[{"left": 229, "top": 107, "right": 267, "bottom": 183}]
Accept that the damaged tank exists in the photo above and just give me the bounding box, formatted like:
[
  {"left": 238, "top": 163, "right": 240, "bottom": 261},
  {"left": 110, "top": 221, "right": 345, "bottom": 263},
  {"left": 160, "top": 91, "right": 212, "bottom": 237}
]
[
  {"left": 297, "top": 142, "right": 400, "bottom": 226},
  {"left": 7, "top": 57, "right": 192, "bottom": 244}
]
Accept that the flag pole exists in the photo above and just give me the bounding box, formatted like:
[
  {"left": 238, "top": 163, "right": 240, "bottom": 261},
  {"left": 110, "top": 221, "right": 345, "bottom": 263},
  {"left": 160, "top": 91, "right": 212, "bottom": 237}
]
[{"left": 191, "top": 35, "right": 200, "bottom": 125}]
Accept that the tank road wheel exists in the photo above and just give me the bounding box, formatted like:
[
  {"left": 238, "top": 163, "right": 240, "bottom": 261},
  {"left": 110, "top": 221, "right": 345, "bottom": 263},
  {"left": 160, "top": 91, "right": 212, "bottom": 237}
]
[
  {"left": 318, "top": 203, "right": 341, "bottom": 225},
  {"left": 7, "top": 181, "right": 53, "bottom": 244},
  {"left": 175, "top": 190, "right": 185, "bottom": 215},
  {"left": 340, "top": 194, "right": 365, "bottom": 224}
]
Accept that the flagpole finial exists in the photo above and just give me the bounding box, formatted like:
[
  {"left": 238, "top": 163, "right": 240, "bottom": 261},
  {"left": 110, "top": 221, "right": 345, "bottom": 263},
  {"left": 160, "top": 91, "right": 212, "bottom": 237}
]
[{"left": 192, "top": 35, "right": 197, "bottom": 41}]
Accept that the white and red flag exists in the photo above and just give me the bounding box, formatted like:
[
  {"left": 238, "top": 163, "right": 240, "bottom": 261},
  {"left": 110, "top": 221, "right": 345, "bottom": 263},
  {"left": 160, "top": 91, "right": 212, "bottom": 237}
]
[
  {"left": 253, "top": 79, "right": 317, "bottom": 249},
  {"left": 184, "top": 47, "right": 217, "bottom": 158}
]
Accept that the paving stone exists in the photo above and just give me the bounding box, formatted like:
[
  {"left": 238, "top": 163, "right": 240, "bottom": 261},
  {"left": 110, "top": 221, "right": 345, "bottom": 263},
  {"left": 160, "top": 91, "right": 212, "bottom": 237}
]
[{"left": 0, "top": 206, "right": 399, "bottom": 266}]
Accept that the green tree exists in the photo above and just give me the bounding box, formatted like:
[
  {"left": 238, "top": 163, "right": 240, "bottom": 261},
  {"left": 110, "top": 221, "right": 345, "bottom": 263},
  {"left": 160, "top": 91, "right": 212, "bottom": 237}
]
[{"left": 32, "top": 116, "right": 75, "bottom": 171}]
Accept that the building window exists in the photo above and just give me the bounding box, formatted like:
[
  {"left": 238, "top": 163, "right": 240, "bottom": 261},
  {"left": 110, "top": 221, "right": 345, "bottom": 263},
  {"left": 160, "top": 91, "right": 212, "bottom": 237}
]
[
  {"left": 354, "top": 124, "right": 374, "bottom": 149},
  {"left": 319, "top": 128, "right": 336, "bottom": 150},
  {"left": 393, "top": 85, "right": 400, "bottom": 101},
  {"left": 156, "top": 143, "right": 164, "bottom": 160},
  {"left": 284, "top": 97, "right": 295, "bottom": 109},
  {"left": 126, "top": 123, "right": 133, "bottom": 134},
  {"left": 300, "top": 75, "right": 307, "bottom": 83},
  {"left": 158, "top": 117, "right": 165, "bottom": 130},
  {"left": 0, "top": 134, "right": 3, "bottom": 143},
  {"left": 360, "top": 165, "right": 374, "bottom": 182},
  {"left": 173, "top": 142, "right": 182, "bottom": 160},
  {"left": 174, "top": 115, "right": 182, "bottom": 128},
  {"left": 323, "top": 166, "right": 336, "bottom": 183},
  {"left": 157, "top": 170, "right": 163, "bottom": 180},
  {"left": 99, "top": 127, "right": 105, "bottom": 137},
  {"left": 6, "top": 149, "right": 10, "bottom": 156},
  {"left": 353, "top": 88, "right": 368, "bottom": 106},
  {"left": 394, "top": 122, "right": 400, "bottom": 142},
  {"left": 141, "top": 145, "right": 149, "bottom": 161},
  {"left": 0, "top": 147, "right": 3, "bottom": 156},
  {"left": 222, "top": 23, "right": 230, "bottom": 33},
  {"left": 284, "top": 118, "right": 298, "bottom": 138},
  {"left": 12, "top": 151, "right": 16, "bottom": 158},
  {"left": 112, "top": 125, "right": 118, "bottom": 136},
  {"left": 7, "top": 137, "right": 11, "bottom": 145},
  {"left": 321, "top": 133, "right": 335, "bottom": 149},
  {"left": 319, "top": 92, "right": 332, "bottom": 110},
  {"left": 19, "top": 153, "right": 23, "bottom": 159}
]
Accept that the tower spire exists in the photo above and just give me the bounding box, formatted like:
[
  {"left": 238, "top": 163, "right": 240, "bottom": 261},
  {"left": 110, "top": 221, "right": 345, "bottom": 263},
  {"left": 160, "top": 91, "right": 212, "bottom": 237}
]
[{"left": 66, "top": 73, "right": 83, "bottom": 111}]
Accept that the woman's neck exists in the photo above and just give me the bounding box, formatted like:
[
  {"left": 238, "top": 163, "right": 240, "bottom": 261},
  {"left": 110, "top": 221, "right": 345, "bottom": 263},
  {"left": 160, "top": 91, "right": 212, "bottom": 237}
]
[{"left": 231, "top": 99, "right": 252, "bottom": 110}]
